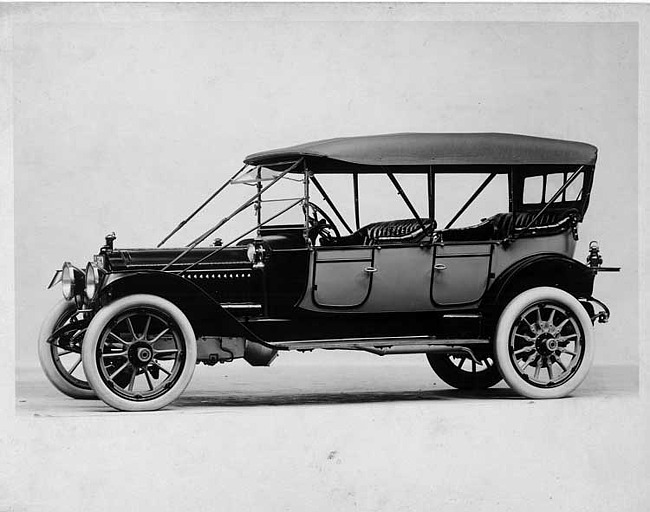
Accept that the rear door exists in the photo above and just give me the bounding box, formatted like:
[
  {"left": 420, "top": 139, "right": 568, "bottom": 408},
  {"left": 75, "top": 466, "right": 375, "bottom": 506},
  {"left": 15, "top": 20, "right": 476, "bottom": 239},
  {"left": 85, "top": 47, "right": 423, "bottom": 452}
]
[
  {"left": 361, "top": 244, "right": 435, "bottom": 312},
  {"left": 431, "top": 243, "right": 492, "bottom": 306}
]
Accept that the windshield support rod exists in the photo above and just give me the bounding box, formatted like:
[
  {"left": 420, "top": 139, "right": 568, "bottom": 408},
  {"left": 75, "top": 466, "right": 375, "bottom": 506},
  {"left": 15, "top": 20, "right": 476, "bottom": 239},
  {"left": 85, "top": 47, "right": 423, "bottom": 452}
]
[
  {"left": 157, "top": 165, "right": 248, "bottom": 248},
  {"left": 428, "top": 166, "right": 435, "bottom": 221},
  {"left": 255, "top": 167, "right": 262, "bottom": 236},
  {"left": 509, "top": 166, "right": 584, "bottom": 242},
  {"left": 177, "top": 198, "right": 303, "bottom": 275},
  {"left": 162, "top": 159, "right": 302, "bottom": 271},
  {"left": 310, "top": 176, "right": 353, "bottom": 234},
  {"left": 353, "top": 173, "right": 360, "bottom": 230},
  {"left": 302, "top": 162, "right": 310, "bottom": 243},
  {"left": 444, "top": 173, "right": 497, "bottom": 229},
  {"left": 386, "top": 173, "right": 427, "bottom": 233}
]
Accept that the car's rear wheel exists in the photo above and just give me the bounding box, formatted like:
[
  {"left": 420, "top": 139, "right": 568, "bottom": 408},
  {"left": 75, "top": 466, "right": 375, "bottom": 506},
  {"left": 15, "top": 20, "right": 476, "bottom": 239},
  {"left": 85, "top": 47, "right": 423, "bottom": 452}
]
[
  {"left": 494, "top": 287, "right": 594, "bottom": 399},
  {"left": 82, "top": 294, "right": 197, "bottom": 411},
  {"left": 427, "top": 352, "right": 502, "bottom": 390},
  {"left": 38, "top": 299, "right": 96, "bottom": 399}
]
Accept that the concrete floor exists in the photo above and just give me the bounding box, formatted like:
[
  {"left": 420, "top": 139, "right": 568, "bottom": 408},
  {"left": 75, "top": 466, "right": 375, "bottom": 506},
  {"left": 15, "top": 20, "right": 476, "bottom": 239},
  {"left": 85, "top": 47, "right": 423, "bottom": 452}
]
[
  {"left": 7, "top": 354, "right": 647, "bottom": 512},
  {"left": 16, "top": 352, "right": 638, "bottom": 415}
]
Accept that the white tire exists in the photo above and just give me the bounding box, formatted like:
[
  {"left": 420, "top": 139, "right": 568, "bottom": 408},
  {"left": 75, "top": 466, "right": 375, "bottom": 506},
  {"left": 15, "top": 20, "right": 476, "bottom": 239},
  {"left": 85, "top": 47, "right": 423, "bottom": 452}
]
[
  {"left": 494, "top": 287, "right": 594, "bottom": 399},
  {"left": 38, "top": 299, "right": 96, "bottom": 399},
  {"left": 82, "top": 294, "right": 197, "bottom": 411}
]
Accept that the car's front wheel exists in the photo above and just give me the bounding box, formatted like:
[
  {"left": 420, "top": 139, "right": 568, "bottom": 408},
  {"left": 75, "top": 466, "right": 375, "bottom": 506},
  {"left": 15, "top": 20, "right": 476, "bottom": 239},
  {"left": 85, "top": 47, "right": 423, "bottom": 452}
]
[
  {"left": 38, "top": 299, "right": 96, "bottom": 399},
  {"left": 82, "top": 294, "right": 197, "bottom": 411},
  {"left": 494, "top": 287, "right": 594, "bottom": 399},
  {"left": 427, "top": 352, "right": 502, "bottom": 390}
]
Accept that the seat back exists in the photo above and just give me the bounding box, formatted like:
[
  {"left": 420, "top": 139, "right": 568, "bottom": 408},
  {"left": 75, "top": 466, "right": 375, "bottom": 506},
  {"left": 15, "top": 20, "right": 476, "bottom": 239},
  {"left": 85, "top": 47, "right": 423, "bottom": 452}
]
[
  {"left": 362, "top": 218, "right": 436, "bottom": 244},
  {"left": 441, "top": 209, "right": 578, "bottom": 242},
  {"left": 491, "top": 210, "right": 578, "bottom": 239},
  {"left": 321, "top": 218, "right": 436, "bottom": 246}
]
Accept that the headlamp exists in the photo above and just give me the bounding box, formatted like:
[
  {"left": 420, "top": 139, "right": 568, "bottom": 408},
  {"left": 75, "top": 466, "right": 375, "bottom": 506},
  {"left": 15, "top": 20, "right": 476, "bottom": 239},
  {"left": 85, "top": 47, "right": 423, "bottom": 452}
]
[
  {"left": 61, "top": 262, "right": 83, "bottom": 301},
  {"left": 85, "top": 262, "right": 103, "bottom": 301}
]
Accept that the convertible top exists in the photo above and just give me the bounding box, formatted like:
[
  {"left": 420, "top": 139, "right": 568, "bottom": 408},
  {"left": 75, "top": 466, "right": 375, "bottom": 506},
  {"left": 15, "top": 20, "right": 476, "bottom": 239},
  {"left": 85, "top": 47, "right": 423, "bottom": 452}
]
[{"left": 244, "top": 133, "right": 597, "bottom": 172}]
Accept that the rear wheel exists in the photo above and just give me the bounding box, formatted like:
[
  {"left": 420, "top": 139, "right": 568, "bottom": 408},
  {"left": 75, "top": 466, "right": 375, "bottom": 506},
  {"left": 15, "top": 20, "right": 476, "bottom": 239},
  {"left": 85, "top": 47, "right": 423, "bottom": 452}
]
[
  {"left": 38, "top": 300, "right": 96, "bottom": 399},
  {"left": 427, "top": 352, "right": 502, "bottom": 390},
  {"left": 494, "top": 287, "right": 594, "bottom": 399},
  {"left": 82, "top": 294, "right": 197, "bottom": 411}
]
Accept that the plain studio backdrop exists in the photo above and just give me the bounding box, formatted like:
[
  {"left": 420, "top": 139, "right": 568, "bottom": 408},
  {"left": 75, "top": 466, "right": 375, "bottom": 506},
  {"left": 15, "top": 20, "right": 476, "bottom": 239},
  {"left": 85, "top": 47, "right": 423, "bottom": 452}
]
[
  {"left": 4, "top": 5, "right": 647, "bottom": 512},
  {"left": 14, "top": 17, "right": 637, "bottom": 367}
]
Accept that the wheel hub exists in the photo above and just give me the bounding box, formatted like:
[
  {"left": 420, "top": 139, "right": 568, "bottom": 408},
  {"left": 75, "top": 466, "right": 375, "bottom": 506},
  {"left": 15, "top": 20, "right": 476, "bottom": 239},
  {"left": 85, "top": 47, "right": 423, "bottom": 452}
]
[
  {"left": 129, "top": 342, "right": 154, "bottom": 367},
  {"left": 535, "top": 333, "right": 559, "bottom": 356}
]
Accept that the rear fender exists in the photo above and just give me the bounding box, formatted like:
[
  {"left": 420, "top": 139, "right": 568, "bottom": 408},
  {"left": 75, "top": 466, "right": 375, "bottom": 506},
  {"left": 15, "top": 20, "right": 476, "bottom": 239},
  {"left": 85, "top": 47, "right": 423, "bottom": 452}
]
[
  {"left": 482, "top": 253, "right": 595, "bottom": 319},
  {"left": 99, "top": 271, "right": 272, "bottom": 349}
]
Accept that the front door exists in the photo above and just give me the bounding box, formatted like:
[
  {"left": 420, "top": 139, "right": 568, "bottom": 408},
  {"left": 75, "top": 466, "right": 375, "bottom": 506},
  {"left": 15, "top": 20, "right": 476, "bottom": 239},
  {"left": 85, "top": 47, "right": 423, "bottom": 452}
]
[{"left": 311, "top": 247, "right": 374, "bottom": 308}]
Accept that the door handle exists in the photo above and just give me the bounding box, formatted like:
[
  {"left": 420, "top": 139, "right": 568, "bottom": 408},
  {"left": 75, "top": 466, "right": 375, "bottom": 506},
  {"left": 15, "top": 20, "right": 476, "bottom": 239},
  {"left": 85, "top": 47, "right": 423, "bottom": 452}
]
[
  {"left": 364, "top": 266, "right": 378, "bottom": 273},
  {"left": 434, "top": 263, "right": 447, "bottom": 271}
]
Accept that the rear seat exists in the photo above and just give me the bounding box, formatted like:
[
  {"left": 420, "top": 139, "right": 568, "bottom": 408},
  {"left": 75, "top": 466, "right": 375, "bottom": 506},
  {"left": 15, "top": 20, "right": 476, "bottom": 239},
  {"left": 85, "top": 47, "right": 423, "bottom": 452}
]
[{"left": 441, "top": 209, "right": 578, "bottom": 242}]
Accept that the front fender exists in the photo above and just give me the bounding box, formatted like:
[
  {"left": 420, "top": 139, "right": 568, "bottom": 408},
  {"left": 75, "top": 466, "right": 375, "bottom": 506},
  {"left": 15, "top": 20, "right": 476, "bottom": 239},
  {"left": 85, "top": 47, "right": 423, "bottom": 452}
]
[{"left": 99, "top": 270, "right": 273, "bottom": 348}]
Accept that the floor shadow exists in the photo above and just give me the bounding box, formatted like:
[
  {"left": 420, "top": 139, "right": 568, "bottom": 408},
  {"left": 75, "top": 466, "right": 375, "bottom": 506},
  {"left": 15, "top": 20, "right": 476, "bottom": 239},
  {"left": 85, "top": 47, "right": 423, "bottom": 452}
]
[
  {"left": 16, "top": 364, "right": 637, "bottom": 415},
  {"left": 173, "top": 387, "right": 523, "bottom": 408}
]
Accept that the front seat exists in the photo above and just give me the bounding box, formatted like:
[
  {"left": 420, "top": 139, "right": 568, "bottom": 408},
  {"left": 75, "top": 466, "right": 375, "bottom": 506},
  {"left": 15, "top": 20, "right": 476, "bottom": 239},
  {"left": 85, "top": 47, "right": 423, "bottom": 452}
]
[{"left": 322, "top": 218, "right": 436, "bottom": 246}]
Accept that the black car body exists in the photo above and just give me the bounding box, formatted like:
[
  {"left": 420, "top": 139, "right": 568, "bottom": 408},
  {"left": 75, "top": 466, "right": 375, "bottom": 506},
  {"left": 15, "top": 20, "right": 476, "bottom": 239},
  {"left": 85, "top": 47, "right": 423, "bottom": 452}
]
[{"left": 39, "top": 133, "right": 618, "bottom": 411}]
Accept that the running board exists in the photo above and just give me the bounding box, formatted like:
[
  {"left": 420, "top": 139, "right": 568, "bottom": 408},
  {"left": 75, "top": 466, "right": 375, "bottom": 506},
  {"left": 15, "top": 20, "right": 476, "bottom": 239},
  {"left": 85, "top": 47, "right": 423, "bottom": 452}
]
[
  {"left": 358, "top": 345, "right": 481, "bottom": 363},
  {"left": 271, "top": 336, "right": 489, "bottom": 353}
]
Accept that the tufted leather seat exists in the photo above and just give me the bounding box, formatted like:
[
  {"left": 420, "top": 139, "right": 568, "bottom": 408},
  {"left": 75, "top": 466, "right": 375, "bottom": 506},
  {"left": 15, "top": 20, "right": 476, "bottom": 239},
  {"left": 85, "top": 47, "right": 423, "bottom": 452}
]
[
  {"left": 492, "top": 210, "right": 577, "bottom": 239},
  {"left": 322, "top": 218, "right": 436, "bottom": 246},
  {"left": 442, "top": 209, "right": 578, "bottom": 242},
  {"left": 363, "top": 218, "right": 436, "bottom": 244}
]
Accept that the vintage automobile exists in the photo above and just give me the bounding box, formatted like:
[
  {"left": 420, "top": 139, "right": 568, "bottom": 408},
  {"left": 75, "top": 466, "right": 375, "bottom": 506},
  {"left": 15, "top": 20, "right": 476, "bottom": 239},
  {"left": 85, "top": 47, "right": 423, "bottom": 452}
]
[{"left": 38, "top": 133, "right": 619, "bottom": 411}]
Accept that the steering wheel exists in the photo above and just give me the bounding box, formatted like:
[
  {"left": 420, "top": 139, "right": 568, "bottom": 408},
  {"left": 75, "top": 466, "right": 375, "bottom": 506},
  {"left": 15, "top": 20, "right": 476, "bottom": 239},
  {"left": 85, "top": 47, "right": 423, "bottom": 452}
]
[{"left": 307, "top": 202, "right": 341, "bottom": 243}]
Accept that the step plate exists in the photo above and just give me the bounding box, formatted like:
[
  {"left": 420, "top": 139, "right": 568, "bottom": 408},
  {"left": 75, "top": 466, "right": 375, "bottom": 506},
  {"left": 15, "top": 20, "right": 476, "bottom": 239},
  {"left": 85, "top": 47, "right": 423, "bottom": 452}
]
[{"left": 271, "top": 336, "right": 489, "bottom": 352}]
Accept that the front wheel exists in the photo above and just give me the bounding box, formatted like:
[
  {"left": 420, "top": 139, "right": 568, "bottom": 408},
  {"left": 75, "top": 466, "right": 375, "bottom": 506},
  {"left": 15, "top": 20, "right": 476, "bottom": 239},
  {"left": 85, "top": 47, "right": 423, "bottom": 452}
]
[
  {"left": 82, "top": 294, "right": 197, "bottom": 411},
  {"left": 38, "top": 300, "right": 96, "bottom": 399},
  {"left": 427, "top": 352, "right": 502, "bottom": 390},
  {"left": 494, "top": 287, "right": 594, "bottom": 399}
]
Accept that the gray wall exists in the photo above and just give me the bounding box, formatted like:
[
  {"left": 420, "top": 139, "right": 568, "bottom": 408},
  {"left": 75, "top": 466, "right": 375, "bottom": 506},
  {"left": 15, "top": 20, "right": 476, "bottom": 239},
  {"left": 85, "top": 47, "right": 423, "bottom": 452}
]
[{"left": 13, "top": 8, "right": 638, "bottom": 365}]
